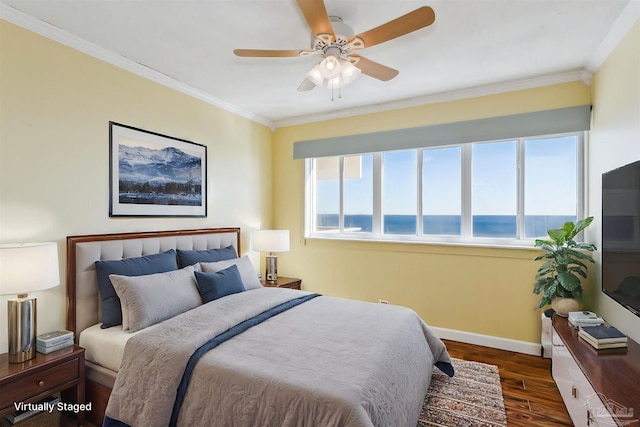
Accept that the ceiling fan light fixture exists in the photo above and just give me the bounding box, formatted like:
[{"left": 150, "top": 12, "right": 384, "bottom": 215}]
[
  {"left": 305, "top": 56, "right": 361, "bottom": 94},
  {"left": 340, "top": 60, "right": 361, "bottom": 85},
  {"left": 306, "top": 64, "right": 324, "bottom": 86},
  {"left": 319, "top": 56, "right": 341, "bottom": 79}
]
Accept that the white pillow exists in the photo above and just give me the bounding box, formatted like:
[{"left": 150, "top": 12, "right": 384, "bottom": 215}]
[
  {"left": 110, "top": 265, "right": 202, "bottom": 332},
  {"left": 199, "top": 255, "right": 262, "bottom": 290}
]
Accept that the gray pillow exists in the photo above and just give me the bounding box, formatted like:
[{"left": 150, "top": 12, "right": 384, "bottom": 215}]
[
  {"left": 199, "top": 255, "right": 262, "bottom": 290},
  {"left": 109, "top": 265, "right": 202, "bottom": 332},
  {"left": 95, "top": 249, "right": 178, "bottom": 329}
]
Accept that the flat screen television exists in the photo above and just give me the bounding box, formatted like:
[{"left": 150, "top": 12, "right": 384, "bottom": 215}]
[{"left": 602, "top": 160, "right": 640, "bottom": 317}]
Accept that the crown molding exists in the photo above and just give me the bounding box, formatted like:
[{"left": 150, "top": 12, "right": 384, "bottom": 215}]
[
  {"left": 0, "top": 4, "right": 276, "bottom": 130},
  {"left": 274, "top": 69, "right": 589, "bottom": 128}
]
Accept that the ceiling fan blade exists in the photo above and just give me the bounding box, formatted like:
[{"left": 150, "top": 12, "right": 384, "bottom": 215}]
[
  {"left": 297, "top": 78, "right": 317, "bottom": 91},
  {"left": 296, "top": 0, "right": 334, "bottom": 37},
  {"left": 350, "top": 6, "right": 435, "bottom": 49},
  {"left": 234, "top": 49, "right": 304, "bottom": 58},
  {"left": 351, "top": 55, "right": 399, "bottom": 81}
]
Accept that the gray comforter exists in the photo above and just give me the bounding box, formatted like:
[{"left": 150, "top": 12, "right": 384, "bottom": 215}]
[{"left": 105, "top": 288, "right": 452, "bottom": 427}]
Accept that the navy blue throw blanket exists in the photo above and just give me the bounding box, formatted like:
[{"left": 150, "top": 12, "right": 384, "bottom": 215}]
[{"left": 435, "top": 361, "right": 455, "bottom": 377}]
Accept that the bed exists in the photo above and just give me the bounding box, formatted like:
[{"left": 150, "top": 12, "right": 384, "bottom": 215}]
[{"left": 66, "top": 228, "right": 453, "bottom": 426}]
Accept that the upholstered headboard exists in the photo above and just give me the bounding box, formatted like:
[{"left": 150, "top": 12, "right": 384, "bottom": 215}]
[{"left": 66, "top": 228, "right": 241, "bottom": 341}]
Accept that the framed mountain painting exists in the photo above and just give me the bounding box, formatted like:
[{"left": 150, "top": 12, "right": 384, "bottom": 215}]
[{"left": 109, "top": 122, "right": 207, "bottom": 217}]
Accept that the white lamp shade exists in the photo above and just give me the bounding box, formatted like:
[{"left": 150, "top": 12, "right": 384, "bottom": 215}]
[
  {"left": 252, "top": 230, "right": 290, "bottom": 253},
  {"left": 0, "top": 242, "right": 59, "bottom": 295},
  {"left": 306, "top": 64, "right": 324, "bottom": 87},
  {"left": 340, "top": 60, "right": 361, "bottom": 85},
  {"left": 319, "top": 56, "right": 341, "bottom": 79}
]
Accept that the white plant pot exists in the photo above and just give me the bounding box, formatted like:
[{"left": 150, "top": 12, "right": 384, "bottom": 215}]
[{"left": 551, "top": 297, "right": 581, "bottom": 317}]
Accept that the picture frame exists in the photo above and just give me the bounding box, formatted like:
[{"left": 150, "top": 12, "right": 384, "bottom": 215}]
[{"left": 109, "top": 122, "right": 207, "bottom": 217}]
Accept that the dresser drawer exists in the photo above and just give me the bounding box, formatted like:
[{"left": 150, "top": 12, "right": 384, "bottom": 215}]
[
  {"left": 552, "top": 328, "right": 616, "bottom": 426},
  {"left": 0, "top": 358, "right": 79, "bottom": 410}
]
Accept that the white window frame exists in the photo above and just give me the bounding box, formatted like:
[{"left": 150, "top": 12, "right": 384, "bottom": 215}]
[{"left": 305, "top": 131, "right": 586, "bottom": 248}]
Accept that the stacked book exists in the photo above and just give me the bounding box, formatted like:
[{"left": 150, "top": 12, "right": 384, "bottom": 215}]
[
  {"left": 4, "top": 395, "right": 60, "bottom": 424},
  {"left": 36, "top": 330, "right": 74, "bottom": 354},
  {"left": 578, "top": 324, "right": 628, "bottom": 350},
  {"left": 568, "top": 311, "right": 604, "bottom": 328}
]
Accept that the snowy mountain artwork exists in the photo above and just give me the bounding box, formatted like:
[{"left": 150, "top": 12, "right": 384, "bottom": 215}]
[
  {"left": 109, "top": 122, "right": 206, "bottom": 217},
  {"left": 118, "top": 144, "right": 202, "bottom": 205}
]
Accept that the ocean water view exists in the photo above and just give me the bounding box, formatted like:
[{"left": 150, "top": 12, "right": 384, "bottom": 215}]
[{"left": 317, "top": 214, "right": 577, "bottom": 238}]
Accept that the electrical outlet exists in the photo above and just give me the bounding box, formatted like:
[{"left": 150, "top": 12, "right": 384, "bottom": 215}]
[{"left": 378, "top": 299, "right": 389, "bottom": 304}]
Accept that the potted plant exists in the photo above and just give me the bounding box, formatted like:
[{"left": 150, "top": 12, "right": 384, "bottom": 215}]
[{"left": 533, "top": 217, "right": 597, "bottom": 316}]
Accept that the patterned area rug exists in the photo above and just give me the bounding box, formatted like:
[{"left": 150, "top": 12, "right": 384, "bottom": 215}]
[{"left": 418, "top": 358, "right": 508, "bottom": 427}]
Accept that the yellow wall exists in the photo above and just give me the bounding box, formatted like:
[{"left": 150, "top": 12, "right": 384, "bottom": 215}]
[
  {"left": 273, "top": 83, "right": 592, "bottom": 345},
  {"left": 588, "top": 20, "right": 640, "bottom": 343},
  {"left": 0, "top": 21, "right": 273, "bottom": 353}
]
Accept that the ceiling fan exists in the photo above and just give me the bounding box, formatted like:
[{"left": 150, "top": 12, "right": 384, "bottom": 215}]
[{"left": 233, "top": 0, "right": 435, "bottom": 94}]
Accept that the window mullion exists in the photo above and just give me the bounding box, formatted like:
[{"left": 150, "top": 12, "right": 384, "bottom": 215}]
[
  {"left": 461, "top": 144, "right": 472, "bottom": 238},
  {"left": 339, "top": 156, "right": 344, "bottom": 232},
  {"left": 417, "top": 150, "right": 423, "bottom": 236},
  {"left": 373, "top": 153, "right": 382, "bottom": 236},
  {"left": 517, "top": 139, "right": 526, "bottom": 239},
  {"left": 577, "top": 132, "right": 586, "bottom": 224},
  {"left": 306, "top": 159, "right": 314, "bottom": 236}
]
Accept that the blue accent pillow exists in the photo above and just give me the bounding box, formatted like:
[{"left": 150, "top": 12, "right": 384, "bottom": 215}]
[
  {"left": 176, "top": 246, "right": 237, "bottom": 268},
  {"left": 195, "top": 265, "right": 245, "bottom": 303},
  {"left": 95, "top": 249, "right": 178, "bottom": 329}
]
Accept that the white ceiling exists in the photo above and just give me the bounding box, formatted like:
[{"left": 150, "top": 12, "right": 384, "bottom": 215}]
[{"left": 1, "top": 0, "right": 638, "bottom": 128}]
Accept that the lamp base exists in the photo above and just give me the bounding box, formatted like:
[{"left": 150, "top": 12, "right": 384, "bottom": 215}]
[
  {"left": 265, "top": 255, "right": 278, "bottom": 283},
  {"left": 8, "top": 296, "right": 37, "bottom": 363}
]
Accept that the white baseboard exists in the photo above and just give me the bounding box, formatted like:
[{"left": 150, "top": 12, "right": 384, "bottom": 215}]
[{"left": 432, "top": 326, "right": 542, "bottom": 356}]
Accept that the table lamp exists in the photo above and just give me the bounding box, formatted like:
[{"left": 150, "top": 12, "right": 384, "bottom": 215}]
[
  {"left": 252, "top": 230, "right": 290, "bottom": 283},
  {"left": 0, "top": 242, "right": 59, "bottom": 363}
]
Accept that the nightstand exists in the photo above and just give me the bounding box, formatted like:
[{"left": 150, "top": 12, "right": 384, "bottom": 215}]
[
  {"left": 262, "top": 277, "right": 302, "bottom": 290},
  {"left": 0, "top": 345, "right": 85, "bottom": 425}
]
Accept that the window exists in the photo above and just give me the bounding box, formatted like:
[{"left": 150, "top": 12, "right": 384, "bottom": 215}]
[
  {"left": 472, "top": 140, "right": 518, "bottom": 238},
  {"left": 422, "top": 146, "right": 462, "bottom": 235},
  {"left": 383, "top": 150, "right": 417, "bottom": 235},
  {"left": 306, "top": 131, "right": 584, "bottom": 246},
  {"left": 524, "top": 135, "right": 579, "bottom": 238},
  {"left": 344, "top": 154, "right": 373, "bottom": 233}
]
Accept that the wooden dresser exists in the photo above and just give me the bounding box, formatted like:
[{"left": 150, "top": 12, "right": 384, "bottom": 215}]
[{"left": 552, "top": 316, "right": 639, "bottom": 426}]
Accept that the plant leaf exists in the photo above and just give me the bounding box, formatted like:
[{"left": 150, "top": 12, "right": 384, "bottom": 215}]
[
  {"left": 534, "top": 277, "right": 553, "bottom": 294},
  {"left": 547, "top": 228, "right": 565, "bottom": 244},
  {"left": 534, "top": 253, "right": 554, "bottom": 261},
  {"left": 565, "top": 249, "right": 595, "bottom": 262},
  {"left": 574, "top": 216, "right": 594, "bottom": 235},
  {"left": 567, "top": 258, "right": 588, "bottom": 270},
  {"left": 569, "top": 266, "right": 587, "bottom": 278},
  {"left": 536, "top": 269, "right": 555, "bottom": 279},
  {"left": 574, "top": 242, "right": 597, "bottom": 251},
  {"left": 539, "top": 261, "right": 556, "bottom": 270},
  {"left": 557, "top": 272, "right": 581, "bottom": 291},
  {"left": 534, "top": 239, "right": 554, "bottom": 248},
  {"left": 561, "top": 221, "right": 577, "bottom": 240}
]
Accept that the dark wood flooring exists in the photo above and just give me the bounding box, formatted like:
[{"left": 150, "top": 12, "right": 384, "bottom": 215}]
[{"left": 443, "top": 339, "right": 573, "bottom": 426}]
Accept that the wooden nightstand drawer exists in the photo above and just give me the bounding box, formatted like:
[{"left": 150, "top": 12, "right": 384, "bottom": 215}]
[
  {"left": 262, "top": 277, "right": 302, "bottom": 290},
  {"left": 0, "top": 358, "right": 78, "bottom": 410}
]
